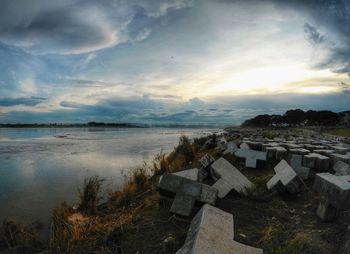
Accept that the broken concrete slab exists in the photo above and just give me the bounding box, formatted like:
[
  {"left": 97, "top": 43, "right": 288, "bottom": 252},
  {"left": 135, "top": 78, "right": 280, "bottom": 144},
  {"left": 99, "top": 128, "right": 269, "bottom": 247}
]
[
  {"left": 334, "top": 161, "right": 350, "bottom": 176},
  {"left": 210, "top": 157, "right": 254, "bottom": 198},
  {"left": 313, "top": 173, "right": 350, "bottom": 221},
  {"left": 267, "top": 160, "right": 302, "bottom": 194},
  {"left": 235, "top": 149, "right": 267, "bottom": 168},
  {"left": 158, "top": 173, "right": 218, "bottom": 216},
  {"left": 176, "top": 204, "right": 263, "bottom": 254},
  {"left": 173, "top": 168, "right": 199, "bottom": 181},
  {"left": 287, "top": 154, "right": 310, "bottom": 180}
]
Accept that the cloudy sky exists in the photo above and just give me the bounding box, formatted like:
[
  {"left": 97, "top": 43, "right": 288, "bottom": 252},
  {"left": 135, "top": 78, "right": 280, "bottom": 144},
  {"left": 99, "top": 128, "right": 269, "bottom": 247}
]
[{"left": 0, "top": 0, "right": 350, "bottom": 125}]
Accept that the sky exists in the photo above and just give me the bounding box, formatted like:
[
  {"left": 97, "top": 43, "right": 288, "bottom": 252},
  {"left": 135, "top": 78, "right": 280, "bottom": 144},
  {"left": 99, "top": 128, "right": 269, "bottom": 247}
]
[{"left": 0, "top": 0, "right": 350, "bottom": 125}]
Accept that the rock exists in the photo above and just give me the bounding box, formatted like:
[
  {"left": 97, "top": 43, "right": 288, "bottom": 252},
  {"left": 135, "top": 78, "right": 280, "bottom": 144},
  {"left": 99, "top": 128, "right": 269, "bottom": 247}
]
[
  {"left": 235, "top": 149, "right": 267, "bottom": 168},
  {"left": 176, "top": 204, "right": 263, "bottom": 254},
  {"left": 158, "top": 173, "right": 218, "bottom": 216},
  {"left": 210, "top": 157, "right": 254, "bottom": 198},
  {"left": 313, "top": 173, "right": 350, "bottom": 221},
  {"left": 267, "top": 160, "right": 302, "bottom": 194}
]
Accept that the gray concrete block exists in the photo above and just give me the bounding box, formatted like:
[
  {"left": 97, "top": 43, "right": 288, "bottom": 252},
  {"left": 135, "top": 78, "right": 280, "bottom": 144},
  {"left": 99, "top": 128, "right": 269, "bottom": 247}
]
[
  {"left": 313, "top": 173, "right": 350, "bottom": 221},
  {"left": 176, "top": 204, "right": 263, "bottom": 254},
  {"left": 211, "top": 157, "right": 254, "bottom": 198},
  {"left": 235, "top": 149, "right": 267, "bottom": 168},
  {"left": 267, "top": 160, "right": 301, "bottom": 194}
]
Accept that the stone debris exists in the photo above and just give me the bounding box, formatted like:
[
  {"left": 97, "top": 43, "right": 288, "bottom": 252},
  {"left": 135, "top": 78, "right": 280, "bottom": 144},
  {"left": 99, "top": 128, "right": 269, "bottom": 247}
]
[
  {"left": 334, "top": 161, "right": 350, "bottom": 176},
  {"left": 235, "top": 149, "right": 267, "bottom": 168},
  {"left": 210, "top": 157, "right": 254, "bottom": 198},
  {"left": 313, "top": 173, "right": 350, "bottom": 221},
  {"left": 173, "top": 168, "right": 199, "bottom": 181},
  {"left": 267, "top": 160, "right": 302, "bottom": 194},
  {"left": 176, "top": 204, "right": 263, "bottom": 254},
  {"left": 287, "top": 154, "right": 310, "bottom": 180},
  {"left": 158, "top": 173, "right": 217, "bottom": 216}
]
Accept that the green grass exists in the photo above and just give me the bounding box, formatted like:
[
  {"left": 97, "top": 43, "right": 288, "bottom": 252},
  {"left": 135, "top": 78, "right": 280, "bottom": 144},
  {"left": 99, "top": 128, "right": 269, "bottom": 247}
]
[{"left": 323, "top": 128, "right": 350, "bottom": 137}]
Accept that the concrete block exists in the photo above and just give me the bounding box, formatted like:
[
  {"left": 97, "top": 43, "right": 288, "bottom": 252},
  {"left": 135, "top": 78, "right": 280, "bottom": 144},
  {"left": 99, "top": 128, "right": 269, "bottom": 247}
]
[
  {"left": 235, "top": 149, "right": 267, "bottom": 168},
  {"left": 176, "top": 204, "right": 263, "bottom": 254},
  {"left": 267, "top": 160, "right": 301, "bottom": 194},
  {"left": 211, "top": 157, "right": 254, "bottom": 198}
]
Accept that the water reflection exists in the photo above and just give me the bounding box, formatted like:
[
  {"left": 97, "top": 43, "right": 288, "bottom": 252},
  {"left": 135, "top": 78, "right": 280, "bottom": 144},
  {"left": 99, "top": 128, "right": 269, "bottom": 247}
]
[{"left": 0, "top": 127, "right": 218, "bottom": 223}]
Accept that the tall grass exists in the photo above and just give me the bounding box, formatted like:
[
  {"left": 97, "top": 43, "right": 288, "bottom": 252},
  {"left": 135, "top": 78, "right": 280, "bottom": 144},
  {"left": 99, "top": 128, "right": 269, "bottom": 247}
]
[{"left": 79, "top": 176, "right": 103, "bottom": 215}]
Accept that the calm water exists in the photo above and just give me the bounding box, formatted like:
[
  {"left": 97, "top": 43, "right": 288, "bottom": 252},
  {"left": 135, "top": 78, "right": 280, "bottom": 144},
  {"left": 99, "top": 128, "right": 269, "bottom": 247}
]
[{"left": 0, "top": 127, "right": 219, "bottom": 224}]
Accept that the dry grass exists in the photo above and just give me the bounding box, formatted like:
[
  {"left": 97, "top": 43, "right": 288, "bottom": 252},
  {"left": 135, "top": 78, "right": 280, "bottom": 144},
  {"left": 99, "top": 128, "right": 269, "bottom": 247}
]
[
  {"left": 0, "top": 219, "right": 45, "bottom": 253},
  {"left": 79, "top": 176, "right": 104, "bottom": 215},
  {"left": 323, "top": 128, "right": 350, "bottom": 138}
]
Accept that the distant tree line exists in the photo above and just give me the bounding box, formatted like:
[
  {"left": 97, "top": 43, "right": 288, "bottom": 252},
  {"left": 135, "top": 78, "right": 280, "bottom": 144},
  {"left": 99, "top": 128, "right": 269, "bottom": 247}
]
[
  {"left": 241, "top": 109, "right": 350, "bottom": 127},
  {"left": 0, "top": 122, "right": 141, "bottom": 128}
]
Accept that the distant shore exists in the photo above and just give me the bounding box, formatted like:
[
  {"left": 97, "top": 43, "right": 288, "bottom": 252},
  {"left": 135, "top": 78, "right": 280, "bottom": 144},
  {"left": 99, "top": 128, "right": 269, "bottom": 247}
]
[{"left": 0, "top": 123, "right": 142, "bottom": 128}]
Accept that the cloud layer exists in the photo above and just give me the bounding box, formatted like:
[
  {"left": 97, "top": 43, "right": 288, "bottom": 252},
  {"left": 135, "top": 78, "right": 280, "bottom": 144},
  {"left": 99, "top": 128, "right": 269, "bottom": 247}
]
[
  {"left": 0, "top": 0, "right": 349, "bottom": 124},
  {"left": 0, "top": 0, "right": 193, "bottom": 54}
]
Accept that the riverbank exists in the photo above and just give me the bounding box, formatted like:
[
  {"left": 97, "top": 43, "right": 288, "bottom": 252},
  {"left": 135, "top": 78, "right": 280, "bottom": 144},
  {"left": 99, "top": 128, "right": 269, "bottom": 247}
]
[{"left": 1, "top": 129, "right": 349, "bottom": 253}]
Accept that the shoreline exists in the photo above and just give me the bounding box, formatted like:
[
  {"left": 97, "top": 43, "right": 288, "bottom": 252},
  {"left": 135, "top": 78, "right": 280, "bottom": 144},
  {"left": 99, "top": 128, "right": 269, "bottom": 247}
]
[{"left": 1, "top": 127, "right": 349, "bottom": 253}]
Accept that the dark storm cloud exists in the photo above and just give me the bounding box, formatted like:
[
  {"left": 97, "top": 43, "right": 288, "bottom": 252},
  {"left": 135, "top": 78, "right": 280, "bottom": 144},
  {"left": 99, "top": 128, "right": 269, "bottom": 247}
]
[
  {"left": 273, "top": 0, "right": 350, "bottom": 75},
  {"left": 0, "top": 96, "right": 47, "bottom": 107},
  {"left": 303, "top": 23, "right": 325, "bottom": 45},
  {"left": 340, "top": 82, "right": 350, "bottom": 95},
  {"left": 0, "top": 0, "right": 193, "bottom": 54},
  {"left": 219, "top": 0, "right": 350, "bottom": 75}
]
